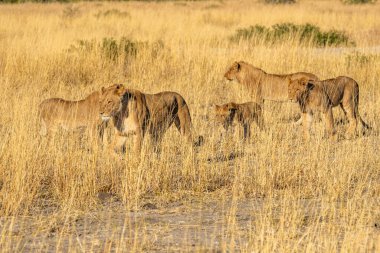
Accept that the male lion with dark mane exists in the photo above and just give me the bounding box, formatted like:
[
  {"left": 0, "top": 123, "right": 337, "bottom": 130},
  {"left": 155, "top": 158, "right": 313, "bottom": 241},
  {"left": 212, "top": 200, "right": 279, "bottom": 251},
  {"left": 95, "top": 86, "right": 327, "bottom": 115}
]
[
  {"left": 288, "top": 76, "right": 370, "bottom": 140},
  {"left": 224, "top": 61, "right": 319, "bottom": 124},
  {"left": 39, "top": 91, "right": 106, "bottom": 142},
  {"left": 99, "top": 84, "right": 202, "bottom": 155}
]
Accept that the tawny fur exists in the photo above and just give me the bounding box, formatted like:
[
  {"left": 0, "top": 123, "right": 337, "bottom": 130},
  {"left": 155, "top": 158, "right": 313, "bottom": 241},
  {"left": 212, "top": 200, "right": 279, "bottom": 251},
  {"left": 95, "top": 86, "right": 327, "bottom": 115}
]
[
  {"left": 214, "top": 102, "right": 263, "bottom": 140},
  {"left": 99, "top": 84, "right": 202, "bottom": 156},
  {"left": 224, "top": 61, "right": 319, "bottom": 103},
  {"left": 288, "top": 76, "right": 370, "bottom": 139},
  {"left": 38, "top": 91, "right": 106, "bottom": 141}
]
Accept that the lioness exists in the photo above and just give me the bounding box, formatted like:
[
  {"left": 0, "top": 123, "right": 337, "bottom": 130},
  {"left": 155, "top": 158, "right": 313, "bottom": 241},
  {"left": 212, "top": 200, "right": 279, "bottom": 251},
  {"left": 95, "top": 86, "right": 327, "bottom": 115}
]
[
  {"left": 99, "top": 84, "right": 202, "bottom": 155},
  {"left": 39, "top": 91, "right": 106, "bottom": 141},
  {"left": 288, "top": 76, "right": 370, "bottom": 139},
  {"left": 214, "top": 102, "right": 263, "bottom": 140},
  {"left": 224, "top": 61, "right": 319, "bottom": 103},
  {"left": 224, "top": 61, "right": 319, "bottom": 125}
]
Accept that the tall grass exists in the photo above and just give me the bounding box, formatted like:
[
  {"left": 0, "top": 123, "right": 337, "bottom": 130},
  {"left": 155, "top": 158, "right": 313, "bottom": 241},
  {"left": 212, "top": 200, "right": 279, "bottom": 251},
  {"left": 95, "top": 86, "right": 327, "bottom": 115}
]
[{"left": 0, "top": 0, "right": 379, "bottom": 251}]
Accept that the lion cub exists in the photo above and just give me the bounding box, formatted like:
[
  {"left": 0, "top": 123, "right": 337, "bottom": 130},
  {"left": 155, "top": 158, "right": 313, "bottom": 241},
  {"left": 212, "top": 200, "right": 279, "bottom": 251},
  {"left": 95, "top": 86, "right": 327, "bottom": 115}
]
[
  {"left": 214, "top": 102, "right": 263, "bottom": 140},
  {"left": 288, "top": 76, "right": 370, "bottom": 139}
]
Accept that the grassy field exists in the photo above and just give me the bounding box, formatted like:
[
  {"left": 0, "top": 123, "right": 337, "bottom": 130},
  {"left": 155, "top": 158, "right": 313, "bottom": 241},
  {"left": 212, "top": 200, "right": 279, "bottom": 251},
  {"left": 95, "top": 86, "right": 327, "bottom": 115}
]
[{"left": 0, "top": 0, "right": 379, "bottom": 251}]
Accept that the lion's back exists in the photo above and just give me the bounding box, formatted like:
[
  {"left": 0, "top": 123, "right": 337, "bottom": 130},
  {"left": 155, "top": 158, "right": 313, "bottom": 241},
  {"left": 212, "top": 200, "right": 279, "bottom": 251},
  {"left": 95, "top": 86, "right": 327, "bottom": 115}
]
[
  {"left": 290, "top": 72, "right": 319, "bottom": 81},
  {"left": 319, "top": 76, "right": 359, "bottom": 105},
  {"left": 146, "top": 91, "right": 188, "bottom": 108},
  {"left": 39, "top": 93, "right": 100, "bottom": 128}
]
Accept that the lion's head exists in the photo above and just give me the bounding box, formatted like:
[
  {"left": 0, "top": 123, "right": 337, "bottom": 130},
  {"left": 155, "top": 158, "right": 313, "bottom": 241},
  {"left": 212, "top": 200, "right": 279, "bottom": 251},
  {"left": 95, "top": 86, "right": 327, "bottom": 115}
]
[
  {"left": 288, "top": 78, "right": 314, "bottom": 102},
  {"left": 224, "top": 61, "right": 243, "bottom": 81},
  {"left": 99, "top": 84, "right": 125, "bottom": 121},
  {"left": 214, "top": 103, "right": 237, "bottom": 130}
]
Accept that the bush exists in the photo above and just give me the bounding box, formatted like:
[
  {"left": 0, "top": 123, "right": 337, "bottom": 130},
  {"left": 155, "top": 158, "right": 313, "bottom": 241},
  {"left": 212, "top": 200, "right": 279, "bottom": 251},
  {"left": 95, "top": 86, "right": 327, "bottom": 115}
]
[
  {"left": 230, "top": 23, "right": 355, "bottom": 47},
  {"left": 95, "top": 9, "right": 130, "bottom": 19},
  {"left": 263, "top": 0, "right": 296, "bottom": 3},
  {"left": 68, "top": 37, "right": 164, "bottom": 62},
  {"left": 101, "top": 37, "right": 144, "bottom": 61},
  {"left": 62, "top": 5, "right": 80, "bottom": 18},
  {"left": 342, "top": 0, "right": 376, "bottom": 4},
  {"left": 345, "top": 52, "right": 380, "bottom": 68}
]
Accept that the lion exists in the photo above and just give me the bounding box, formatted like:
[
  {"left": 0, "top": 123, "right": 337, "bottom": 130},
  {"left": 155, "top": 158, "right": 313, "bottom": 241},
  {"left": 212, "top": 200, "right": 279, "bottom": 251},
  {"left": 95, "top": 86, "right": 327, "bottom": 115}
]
[
  {"left": 224, "top": 61, "right": 319, "bottom": 125},
  {"left": 224, "top": 61, "right": 319, "bottom": 103},
  {"left": 99, "top": 84, "right": 203, "bottom": 155},
  {"left": 214, "top": 102, "right": 263, "bottom": 140},
  {"left": 39, "top": 91, "right": 107, "bottom": 142},
  {"left": 288, "top": 76, "right": 370, "bottom": 139}
]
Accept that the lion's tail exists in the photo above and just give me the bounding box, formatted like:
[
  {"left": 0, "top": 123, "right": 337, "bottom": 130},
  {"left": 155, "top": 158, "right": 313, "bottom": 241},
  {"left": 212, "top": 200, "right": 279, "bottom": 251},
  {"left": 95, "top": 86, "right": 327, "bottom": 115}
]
[
  {"left": 353, "top": 85, "right": 371, "bottom": 131},
  {"left": 174, "top": 95, "right": 205, "bottom": 147}
]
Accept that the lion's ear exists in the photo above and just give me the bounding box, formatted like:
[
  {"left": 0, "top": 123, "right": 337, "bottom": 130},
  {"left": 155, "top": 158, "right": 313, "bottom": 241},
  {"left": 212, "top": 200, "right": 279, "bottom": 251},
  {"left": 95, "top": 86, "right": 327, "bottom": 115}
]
[
  {"left": 227, "top": 103, "right": 237, "bottom": 111},
  {"left": 116, "top": 83, "right": 124, "bottom": 90},
  {"left": 115, "top": 84, "right": 125, "bottom": 95},
  {"left": 213, "top": 104, "right": 221, "bottom": 112},
  {"left": 121, "top": 90, "right": 133, "bottom": 103},
  {"left": 236, "top": 62, "right": 241, "bottom": 71},
  {"left": 299, "top": 77, "right": 310, "bottom": 85},
  {"left": 306, "top": 82, "right": 314, "bottom": 90}
]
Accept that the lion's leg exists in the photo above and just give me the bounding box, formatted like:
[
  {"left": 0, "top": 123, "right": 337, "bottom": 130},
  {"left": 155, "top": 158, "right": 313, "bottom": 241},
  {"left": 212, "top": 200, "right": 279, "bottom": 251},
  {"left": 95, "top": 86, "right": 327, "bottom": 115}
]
[
  {"left": 339, "top": 103, "right": 347, "bottom": 117},
  {"left": 254, "top": 111, "right": 265, "bottom": 131},
  {"left": 98, "top": 121, "right": 111, "bottom": 148},
  {"left": 86, "top": 123, "right": 102, "bottom": 148},
  {"left": 112, "top": 135, "right": 127, "bottom": 155},
  {"left": 45, "top": 123, "right": 58, "bottom": 145},
  {"left": 39, "top": 119, "right": 48, "bottom": 136},
  {"left": 97, "top": 122, "right": 105, "bottom": 146},
  {"left": 302, "top": 112, "right": 313, "bottom": 140},
  {"left": 344, "top": 103, "right": 357, "bottom": 139},
  {"left": 133, "top": 129, "right": 144, "bottom": 156},
  {"left": 151, "top": 133, "right": 162, "bottom": 154},
  {"left": 243, "top": 123, "right": 251, "bottom": 140},
  {"left": 323, "top": 107, "right": 336, "bottom": 139},
  {"left": 256, "top": 99, "right": 265, "bottom": 129}
]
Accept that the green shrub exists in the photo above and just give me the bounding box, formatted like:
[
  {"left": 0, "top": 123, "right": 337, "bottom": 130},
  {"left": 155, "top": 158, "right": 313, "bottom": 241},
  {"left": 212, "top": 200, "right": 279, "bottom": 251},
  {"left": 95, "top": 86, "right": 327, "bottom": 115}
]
[
  {"left": 230, "top": 23, "right": 355, "bottom": 47},
  {"left": 345, "top": 52, "right": 380, "bottom": 68},
  {"left": 62, "top": 5, "right": 80, "bottom": 18},
  {"left": 95, "top": 9, "right": 130, "bottom": 19},
  {"left": 263, "top": 0, "right": 296, "bottom": 3},
  {"left": 68, "top": 37, "right": 164, "bottom": 62},
  {"left": 101, "top": 37, "right": 145, "bottom": 61},
  {"left": 342, "top": 0, "right": 376, "bottom": 4}
]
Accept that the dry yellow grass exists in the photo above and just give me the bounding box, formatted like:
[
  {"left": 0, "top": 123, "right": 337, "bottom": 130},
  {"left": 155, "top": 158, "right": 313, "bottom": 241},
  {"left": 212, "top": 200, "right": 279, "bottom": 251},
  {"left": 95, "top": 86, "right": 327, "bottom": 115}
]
[{"left": 0, "top": 0, "right": 379, "bottom": 251}]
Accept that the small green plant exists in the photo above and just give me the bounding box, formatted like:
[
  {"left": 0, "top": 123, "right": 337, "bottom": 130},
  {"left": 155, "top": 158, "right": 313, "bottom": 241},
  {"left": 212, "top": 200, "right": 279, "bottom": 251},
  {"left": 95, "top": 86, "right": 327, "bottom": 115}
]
[
  {"left": 62, "top": 5, "right": 80, "bottom": 18},
  {"left": 345, "top": 52, "right": 380, "bottom": 68},
  {"left": 68, "top": 39, "right": 95, "bottom": 53},
  {"left": 230, "top": 23, "right": 355, "bottom": 47},
  {"left": 101, "top": 37, "right": 145, "bottom": 61},
  {"left": 95, "top": 9, "right": 130, "bottom": 19},
  {"left": 68, "top": 37, "right": 164, "bottom": 62},
  {"left": 342, "top": 0, "right": 376, "bottom": 4}
]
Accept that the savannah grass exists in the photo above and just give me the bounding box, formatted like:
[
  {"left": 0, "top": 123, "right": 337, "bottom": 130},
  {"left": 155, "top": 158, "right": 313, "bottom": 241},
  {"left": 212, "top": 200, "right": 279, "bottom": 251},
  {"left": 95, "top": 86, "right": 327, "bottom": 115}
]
[{"left": 0, "top": 0, "right": 379, "bottom": 251}]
